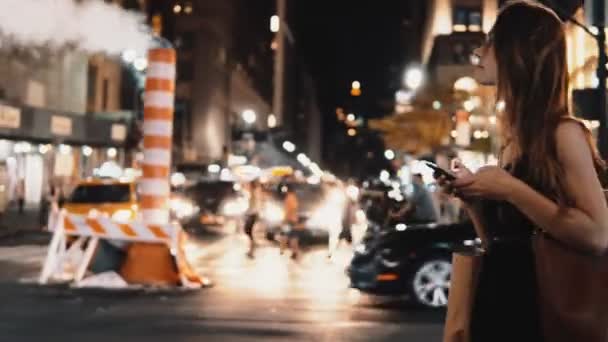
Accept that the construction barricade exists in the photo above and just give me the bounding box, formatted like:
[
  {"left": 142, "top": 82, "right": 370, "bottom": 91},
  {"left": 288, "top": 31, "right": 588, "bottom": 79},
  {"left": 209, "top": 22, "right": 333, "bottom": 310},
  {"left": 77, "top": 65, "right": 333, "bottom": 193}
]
[{"left": 39, "top": 210, "right": 203, "bottom": 288}]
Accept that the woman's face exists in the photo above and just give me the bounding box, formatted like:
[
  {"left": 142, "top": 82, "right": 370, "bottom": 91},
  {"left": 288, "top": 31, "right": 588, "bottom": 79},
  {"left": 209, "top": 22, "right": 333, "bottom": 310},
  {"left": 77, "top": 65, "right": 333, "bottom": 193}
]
[{"left": 472, "top": 36, "right": 498, "bottom": 86}]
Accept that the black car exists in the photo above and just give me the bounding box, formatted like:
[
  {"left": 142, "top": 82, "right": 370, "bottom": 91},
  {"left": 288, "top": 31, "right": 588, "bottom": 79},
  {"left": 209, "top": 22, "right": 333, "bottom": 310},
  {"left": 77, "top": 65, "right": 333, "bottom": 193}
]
[
  {"left": 347, "top": 220, "right": 476, "bottom": 308},
  {"left": 178, "top": 180, "right": 248, "bottom": 227}
]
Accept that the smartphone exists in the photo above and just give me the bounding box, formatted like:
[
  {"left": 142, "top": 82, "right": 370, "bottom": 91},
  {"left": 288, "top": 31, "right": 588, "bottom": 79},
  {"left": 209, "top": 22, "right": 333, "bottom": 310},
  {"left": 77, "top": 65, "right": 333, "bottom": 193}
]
[{"left": 423, "top": 161, "right": 457, "bottom": 181}]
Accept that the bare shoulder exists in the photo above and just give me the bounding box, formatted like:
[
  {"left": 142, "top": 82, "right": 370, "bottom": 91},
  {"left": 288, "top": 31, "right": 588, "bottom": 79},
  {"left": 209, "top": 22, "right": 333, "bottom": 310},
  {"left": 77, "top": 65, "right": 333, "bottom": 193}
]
[{"left": 555, "top": 120, "right": 593, "bottom": 163}]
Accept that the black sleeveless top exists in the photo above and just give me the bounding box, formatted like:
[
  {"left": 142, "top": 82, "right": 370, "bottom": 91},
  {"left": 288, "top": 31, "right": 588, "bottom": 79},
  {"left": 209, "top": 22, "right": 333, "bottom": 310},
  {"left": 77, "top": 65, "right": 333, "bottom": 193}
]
[{"left": 470, "top": 158, "right": 544, "bottom": 341}]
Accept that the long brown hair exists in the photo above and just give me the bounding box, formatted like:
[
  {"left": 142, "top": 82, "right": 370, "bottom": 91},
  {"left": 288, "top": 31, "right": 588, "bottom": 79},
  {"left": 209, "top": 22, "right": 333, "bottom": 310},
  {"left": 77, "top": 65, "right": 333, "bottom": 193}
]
[{"left": 492, "top": 0, "right": 605, "bottom": 204}]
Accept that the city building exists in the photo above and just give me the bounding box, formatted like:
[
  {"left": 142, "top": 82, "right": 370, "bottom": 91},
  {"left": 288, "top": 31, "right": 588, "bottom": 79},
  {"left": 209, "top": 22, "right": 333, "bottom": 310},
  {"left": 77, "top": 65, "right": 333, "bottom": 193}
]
[
  {"left": 0, "top": 0, "right": 144, "bottom": 207},
  {"left": 148, "top": 0, "right": 323, "bottom": 170}
]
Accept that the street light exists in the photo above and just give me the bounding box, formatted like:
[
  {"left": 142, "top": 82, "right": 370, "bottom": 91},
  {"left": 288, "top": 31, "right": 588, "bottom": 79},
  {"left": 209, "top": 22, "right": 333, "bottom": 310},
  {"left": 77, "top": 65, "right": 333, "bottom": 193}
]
[
  {"left": 352, "top": 81, "right": 361, "bottom": 90},
  {"left": 267, "top": 114, "right": 277, "bottom": 128},
  {"left": 347, "top": 128, "right": 357, "bottom": 136},
  {"left": 270, "top": 15, "right": 280, "bottom": 33},
  {"left": 404, "top": 68, "right": 424, "bottom": 90},
  {"left": 346, "top": 113, "right": 356, "bottom": 122},
  {"left": 282, "top": 141, "right": 295, "bottom": 152},
  {"left": 384, "top": 149, "right": 395, "bottom": 160},
  {"left": 242, "top": 109, "right": 257, "bottom": 125},
  {"left": 395, "top": 90, "right": 412, "bottom": 105}
]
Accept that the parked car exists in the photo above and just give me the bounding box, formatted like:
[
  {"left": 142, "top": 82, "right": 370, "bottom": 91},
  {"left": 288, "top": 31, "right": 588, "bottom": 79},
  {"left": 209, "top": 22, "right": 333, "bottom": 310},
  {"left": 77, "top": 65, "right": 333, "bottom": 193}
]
[
  {"left": 347, "top": 220, "right": 476, "bottom": 308},
  {"left": 64, "top": 179, "right": 138, "bottom": 222}
]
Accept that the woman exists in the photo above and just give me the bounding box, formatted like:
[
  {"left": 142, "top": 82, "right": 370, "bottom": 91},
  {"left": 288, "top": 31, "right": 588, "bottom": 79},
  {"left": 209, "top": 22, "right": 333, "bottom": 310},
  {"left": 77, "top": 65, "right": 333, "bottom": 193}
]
[{"left": 440, "top": 1, "right": 608, "bottom": 340}]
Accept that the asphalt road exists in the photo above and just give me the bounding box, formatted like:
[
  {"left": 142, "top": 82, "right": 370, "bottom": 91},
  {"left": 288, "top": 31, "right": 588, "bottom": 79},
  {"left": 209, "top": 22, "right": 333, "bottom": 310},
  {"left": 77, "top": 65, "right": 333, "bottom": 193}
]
[{"left": 0, "top": 227, "right": 445, "bottom": 342}]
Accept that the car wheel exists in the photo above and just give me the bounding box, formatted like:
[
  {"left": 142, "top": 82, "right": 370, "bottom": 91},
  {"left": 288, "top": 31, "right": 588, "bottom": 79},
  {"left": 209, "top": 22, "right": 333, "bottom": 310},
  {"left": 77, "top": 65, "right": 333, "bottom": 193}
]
[{"left": 409, "top": 257, "right": 451, "bottom": 308}]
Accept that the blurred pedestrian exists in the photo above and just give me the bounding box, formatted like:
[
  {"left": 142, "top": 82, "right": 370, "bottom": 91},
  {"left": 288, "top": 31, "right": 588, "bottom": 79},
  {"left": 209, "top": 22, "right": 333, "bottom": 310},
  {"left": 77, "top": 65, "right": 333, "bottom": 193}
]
[
  {"left": 279, "top": 183, "right": 301, "bottom": 260},
  {"left": 440, "top": 2, "right": 608, "bottom": 341},
  {"left": 16, "top": 179, "right": 24, "bottom": 214},
  {"left": 243, "top": 179, "right": 262, "bottom": 258}
]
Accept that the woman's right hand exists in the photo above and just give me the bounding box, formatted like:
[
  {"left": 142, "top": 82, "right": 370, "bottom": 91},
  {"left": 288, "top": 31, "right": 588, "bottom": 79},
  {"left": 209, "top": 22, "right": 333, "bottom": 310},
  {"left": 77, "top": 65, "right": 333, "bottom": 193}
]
[{"left": 436, "top": 159, "right": 481, "bottom": 212}]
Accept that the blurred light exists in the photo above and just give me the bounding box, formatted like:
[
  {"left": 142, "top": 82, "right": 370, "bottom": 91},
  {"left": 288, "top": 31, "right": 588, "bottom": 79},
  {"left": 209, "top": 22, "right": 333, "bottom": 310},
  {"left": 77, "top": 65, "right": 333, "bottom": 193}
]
[
  {"left": 208, "top": 164, "right": 221, "bottom": 173},
  {"left": 496, "top": 100, "right": 506, "bottom": 111},
  {"left": 107, "top": 147, "right": 117, "bottom": 159},
  {"left": 59, "top": 144, "right": 71, "bottom": 155},
  {"left": 121, "top": 49, "right": 136, "bottom": 64},
  {"left": 307, "top": 175, "right": 321, "bottom": 185},
  {"left": 451, "top": 130, "right": 458, "bottom": 138},
  {"left": 396, "top": 223, "right": 407, "bottom": 231},
  {"left": 473, "top": 130, "right": 483, "bottom": 139},
  {"left": 347, "top": 128, "right": 357, "bottom": 136},
  {"left": 433, "top": 101, "right": 442, "bottom": 110},
  {"left": 489, "top": 116, "right": 497, "bottom": 125},
  {"left": 112, "top": 210, "right": 133, "bottom": 223},
  {"left": 184, "top": 2, "right": 193, "bottom": 14},
  {"left": 270, "top": 15, "right": 280, "bottom": 33},
  {"left": 463, "top": 99, "right": 475, "bottom": 112},
  {"left": 351, "top": 88, "right": 361, "bottom": 96},
  {"left": 379, "top": 170, "right": 390, "bottom": 182},
  {"left": 282, "top": 141, "right": 296, "bottom": 152},
  {"left": 221, "top": 197, "right": 248, "bottom": 216},
  {"left": 453, "top": 24, "right": 467, "bottom": 32},
  {"left": 592, "top": 76, "right": 600, "bottom": 88},
  {"left": 134, "top": 57, "right": 148, "bottom": 71},
  {"left": 583, "top": 120, "right": 601, "bottom": 130},
  {"left": 242, "top": 109, "right": 257, "bottom": 124},
  {"left": 590, "top": 26, "right": 599, "bottom": 35},
  {"left": 271, "top": 39, "right": 278, "bottom": 50},
  {"left": 346, "top": 113, "right": 356, "bottom": 122},
  {"left": 262, "top": 201, "right": 285, "bottom": 224},
  {"left": 171, "top": 172, "right": 186, "bottom": 187},
  {"left": 481, "top": 130, "right": 490, "bottom": 139},
  {"left": 82, "top": 145, "right": 93, "bottom": 157},
  {"left": 39, "top": 144, "right": 50, "bottom": 155},
  {"left": 404, "top": 68, "right": 423, "bottom": 90},
  {"left": 468, "top": 24, "right": 481, "bottom": 32},
  {"left": 352, "top": 81, "right": 361, "bottom": 90},
  {"left": 170, "top": 197, "right": 199, "bottom": 219},
  {"left": 14, "top": 142, "right": 31, "bottom": 154},
  {"left": 346, "top": 185, "right": 359, "bottom": 200},
  {"left": 454, "top": 77, "right": 478, "bottom": 93},
  {"left": 470, "top": 53, "right": 480, "bottom": 66},
  {"left": 228, "top": 154, "right": 247, "bottom": 167},
  {"left": 173, "top": 4, "right": 182, "bottom": 13},
  {"left": 297, "top": 153, "right": 311, "bottom": 167},
  {"left": 97, "top": 161, "right": 122, "bottom": 178},
  {"left": 384, "top": 149, "right": 395, "bottom": 160},
  {"left": 267, "top": 114, "right": 277, "bottom": 128},
  {"left": 220, "top": 168, "right": 233, "bottom": 181},
  {"left": 395, "top": 90, "right": 412, "bottom": 105}
]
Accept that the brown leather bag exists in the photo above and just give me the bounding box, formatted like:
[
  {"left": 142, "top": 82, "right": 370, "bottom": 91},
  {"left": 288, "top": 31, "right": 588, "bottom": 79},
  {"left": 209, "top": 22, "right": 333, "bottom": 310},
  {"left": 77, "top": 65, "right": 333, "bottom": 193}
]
[{"left": 534, "top": 189, "right": 608, "bottom": 341}]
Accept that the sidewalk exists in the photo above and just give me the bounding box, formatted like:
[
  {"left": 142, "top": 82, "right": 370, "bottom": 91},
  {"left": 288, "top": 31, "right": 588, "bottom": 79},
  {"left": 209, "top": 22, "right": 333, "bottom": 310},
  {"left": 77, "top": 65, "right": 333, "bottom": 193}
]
[{"left": 0, "top": 207, "right": 44, "bottom": 241}]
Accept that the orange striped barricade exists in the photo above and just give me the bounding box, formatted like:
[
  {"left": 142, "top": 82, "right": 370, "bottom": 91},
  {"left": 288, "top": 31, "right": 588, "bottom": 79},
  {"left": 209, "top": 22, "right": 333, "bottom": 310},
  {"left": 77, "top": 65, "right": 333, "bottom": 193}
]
[{"left": 38, "top": 210, "right": 191, "bottom": 287}]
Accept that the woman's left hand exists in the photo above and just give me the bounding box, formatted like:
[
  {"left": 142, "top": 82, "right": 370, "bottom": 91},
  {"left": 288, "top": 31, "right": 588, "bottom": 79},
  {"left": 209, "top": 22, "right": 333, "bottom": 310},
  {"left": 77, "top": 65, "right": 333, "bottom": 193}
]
[{"left": 452, "top": 166, "right": 519, "bottom": 201}]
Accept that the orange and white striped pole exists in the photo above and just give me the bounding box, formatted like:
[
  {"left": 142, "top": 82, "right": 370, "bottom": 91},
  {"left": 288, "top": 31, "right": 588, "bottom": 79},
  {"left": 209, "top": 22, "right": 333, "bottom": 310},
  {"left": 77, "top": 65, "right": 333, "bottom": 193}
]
[
  {"left": 140, "top": 48, "right": 175, "bottom": 224},
  {"left": 120, "top": 48, "right": 201, "bottom": 286}
]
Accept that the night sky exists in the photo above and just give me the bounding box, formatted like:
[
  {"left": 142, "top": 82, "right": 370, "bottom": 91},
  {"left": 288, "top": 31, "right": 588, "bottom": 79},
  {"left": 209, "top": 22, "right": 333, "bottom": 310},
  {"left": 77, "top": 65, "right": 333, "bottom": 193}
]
[{"left": 293, "top": 1, "right": 427, "bottom": 172}]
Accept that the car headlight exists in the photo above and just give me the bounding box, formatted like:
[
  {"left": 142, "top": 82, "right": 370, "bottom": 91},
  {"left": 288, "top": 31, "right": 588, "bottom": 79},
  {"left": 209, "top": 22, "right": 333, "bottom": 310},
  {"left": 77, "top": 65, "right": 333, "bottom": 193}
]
[
  {"left": 262, "top": 202, "right": 284, "bottom": 224},
  {"left": 221, "top": 198, "right": 248, "bottom": 216},
  {"left": 169, "top": 198, "right": 199, "bottom": 219},
  {"left": 112, "top": 209, "right": 133, "bottom": 223}
]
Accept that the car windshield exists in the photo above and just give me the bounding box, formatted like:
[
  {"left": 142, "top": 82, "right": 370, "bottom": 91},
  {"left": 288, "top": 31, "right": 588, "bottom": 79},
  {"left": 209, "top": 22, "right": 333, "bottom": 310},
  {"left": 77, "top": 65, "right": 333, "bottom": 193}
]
[{"left": 69, "top": 184, "right": 131, "bottom": 204}]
